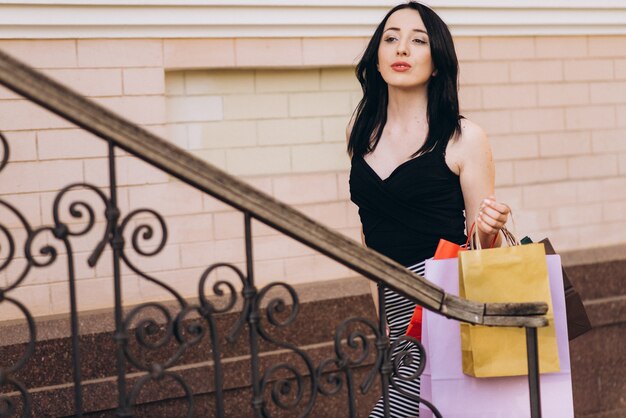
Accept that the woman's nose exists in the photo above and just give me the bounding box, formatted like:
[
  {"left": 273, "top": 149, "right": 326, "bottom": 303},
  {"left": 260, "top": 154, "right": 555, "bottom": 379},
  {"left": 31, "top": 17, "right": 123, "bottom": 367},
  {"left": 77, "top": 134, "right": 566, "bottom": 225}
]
[{"left": 396, "top": 40, "right": 409, "bottom": 56}]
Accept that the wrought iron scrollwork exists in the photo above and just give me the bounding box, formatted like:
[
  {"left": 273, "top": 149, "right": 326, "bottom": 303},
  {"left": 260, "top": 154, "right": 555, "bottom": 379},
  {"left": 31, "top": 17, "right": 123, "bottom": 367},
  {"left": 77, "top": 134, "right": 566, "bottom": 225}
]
[
  {"left": 254, "top": 282, "right": 317, "bottom": 418},
  {"left": 52, "top": 183, "right": 110, "bottom": 238},
  {"left": 121, "top": 302, "right": 197, "bottom": 418},
  {"left": 118, "top": 208, "right": 186, "bottom": 307},
  {"left": 317, "top": 316, "right": 382, "bottom": 417},
  {"left": 0, "top": 134, "right": 35, "bottom": 417},
  {"left": 2, "top": 139, "right": 114, "bottom": 417},
  {"left": 44, "top": 182, "right": 114, "bottom": 414},
  {"left": 0, "top": 132, "right": 8, "bottom": 171},
  {"left": 317, "top": 315, "right": 444, "bottom": 417},
  {"left": 198, "top": 263, "right": 244, "bottom": 317},
  {"left": 1, "top": 207, "right": 34, "bottom": 293},
  {"left": 0, "top": 298, "right": 35, "bottom": 418},
  {"left": 0, "top": 129, "right": 449, "bottom": 418},
  {"left": 388, "top": 335, "right": 443, "bottom": 418},
  {"left": 126, "top": 371, "right": 194, "bottom": 418},
  {"left": 116, "top": 209, "right": 198, "bottom": 416},
  {"left": 197, "top": 262, "right": 249, "bottom": 417}
]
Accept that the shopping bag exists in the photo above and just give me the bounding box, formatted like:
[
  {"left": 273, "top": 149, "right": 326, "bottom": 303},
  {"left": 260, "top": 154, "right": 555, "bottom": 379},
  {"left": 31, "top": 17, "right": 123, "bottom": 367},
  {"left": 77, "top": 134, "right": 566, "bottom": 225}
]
[
  {"left": 433, "top": 238, "right": 465, "bottom": 259},
  {"left": 405, "top": 307, "right": 423, "bottom": 341},
  {"left": 406, "top": 239, "right": 465, "bottom": 340},
  {"left": 527, "top": 237, "right": 591, "bottom": 340},
  {"left": 420, "top": 256, "right": 574, "bottom": 418},
  {"left": 459, "top": 237, "right": 559, "bottom": 377}
]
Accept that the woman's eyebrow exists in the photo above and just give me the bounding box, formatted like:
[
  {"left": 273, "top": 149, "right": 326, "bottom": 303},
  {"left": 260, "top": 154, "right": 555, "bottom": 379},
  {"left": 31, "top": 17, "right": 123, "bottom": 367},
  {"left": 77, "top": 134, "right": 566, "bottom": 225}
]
[{"left": 383, "top": 27, "right": 429, "bottom": 35}]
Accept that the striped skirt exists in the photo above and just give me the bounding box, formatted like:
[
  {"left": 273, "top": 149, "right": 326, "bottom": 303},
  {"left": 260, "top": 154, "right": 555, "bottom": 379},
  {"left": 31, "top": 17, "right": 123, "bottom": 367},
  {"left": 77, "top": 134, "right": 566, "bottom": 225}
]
[{"left": 370, "top": 260, "right": 425, "bottom": 418}]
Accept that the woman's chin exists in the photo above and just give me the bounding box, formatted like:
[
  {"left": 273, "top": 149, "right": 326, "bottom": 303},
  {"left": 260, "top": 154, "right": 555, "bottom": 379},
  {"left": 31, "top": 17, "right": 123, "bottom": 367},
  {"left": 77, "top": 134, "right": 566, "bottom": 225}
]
[
  {"left": 385, "top": 80, "right": 429, "bottom": 91},
  {"left": 382, "top": 73, "right": 430, "bottom": 89}
]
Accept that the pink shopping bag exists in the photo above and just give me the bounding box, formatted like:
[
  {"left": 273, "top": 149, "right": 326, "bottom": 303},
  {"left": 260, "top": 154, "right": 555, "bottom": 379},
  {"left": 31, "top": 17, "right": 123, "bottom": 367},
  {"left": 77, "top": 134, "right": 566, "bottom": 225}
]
[{"left": 419, "top": 256, "right": 574, "bottom": 418}]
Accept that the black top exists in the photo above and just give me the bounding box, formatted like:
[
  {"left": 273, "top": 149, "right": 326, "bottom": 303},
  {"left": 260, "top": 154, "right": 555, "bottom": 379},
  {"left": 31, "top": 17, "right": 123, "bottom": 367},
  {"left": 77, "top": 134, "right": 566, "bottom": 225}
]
[{"left": 349, "top": 141, "right": 466, "bottom": 266}]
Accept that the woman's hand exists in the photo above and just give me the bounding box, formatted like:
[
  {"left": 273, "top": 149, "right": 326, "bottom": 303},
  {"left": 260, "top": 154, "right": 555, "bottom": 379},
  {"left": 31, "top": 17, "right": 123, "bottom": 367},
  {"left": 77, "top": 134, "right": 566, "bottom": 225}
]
[{"left": 477, "top": 194, "right": 510, "bottom": 235}]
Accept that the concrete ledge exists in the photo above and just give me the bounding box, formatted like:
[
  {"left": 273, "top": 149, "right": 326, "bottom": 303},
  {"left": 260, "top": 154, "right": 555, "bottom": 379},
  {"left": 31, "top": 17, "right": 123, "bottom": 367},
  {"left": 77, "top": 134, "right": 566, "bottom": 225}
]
[
  {"left": 0, "top": 276, "right": 371, "bottom": 346},
  {"left": 585, "top": 295, "right": 626, "bottom": 328},
  {"left": 561, "top": 243, "right": 626, "bottom": 267},
  {"left": 0, "top": 283, "right": 379, "bottom": 416}
]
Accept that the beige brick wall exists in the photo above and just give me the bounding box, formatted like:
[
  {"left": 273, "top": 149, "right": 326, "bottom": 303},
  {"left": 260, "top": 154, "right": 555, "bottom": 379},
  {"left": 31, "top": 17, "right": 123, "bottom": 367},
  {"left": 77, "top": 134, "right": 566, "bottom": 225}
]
[
  {"left": 0, "top": 39, "right": 173, "bottom": 320},
  {"left": 1, "top": 35, "right": 625, "bottom": 318},
  {"left": 459, "top": 36, "right": 626, "bottom": 249},
  {"left": 166, "top": 68, "right": 357, "bottom": 175}
]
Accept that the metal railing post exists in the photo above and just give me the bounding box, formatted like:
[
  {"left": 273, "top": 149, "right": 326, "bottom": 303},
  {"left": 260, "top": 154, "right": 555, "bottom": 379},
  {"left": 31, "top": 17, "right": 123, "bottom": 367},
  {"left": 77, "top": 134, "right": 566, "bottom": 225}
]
[
  {"left": 526, "top": 327, "right": 542, "bottom": 418},
  {"left": 244, "top": 213, "right": 263, "bottom": 418},
  {"left": 107, "top": 141, "right": 131, "bottom": 417}
]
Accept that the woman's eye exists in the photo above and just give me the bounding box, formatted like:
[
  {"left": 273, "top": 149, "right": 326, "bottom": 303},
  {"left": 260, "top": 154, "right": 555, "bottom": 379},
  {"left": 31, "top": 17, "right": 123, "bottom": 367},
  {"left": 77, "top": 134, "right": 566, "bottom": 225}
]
[
  {"left": 413, "top": 39, "right": 427, "bottom": 44},
  {"left": 384, "top": 37, "right": 397, "bottom": 43}
]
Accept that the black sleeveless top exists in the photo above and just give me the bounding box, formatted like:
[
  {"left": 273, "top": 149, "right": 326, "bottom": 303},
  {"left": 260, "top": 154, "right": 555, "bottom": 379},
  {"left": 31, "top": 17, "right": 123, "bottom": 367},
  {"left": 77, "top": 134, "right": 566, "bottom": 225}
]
[{"left": 349, "top": 141, "right": 466, "bottom": 267}]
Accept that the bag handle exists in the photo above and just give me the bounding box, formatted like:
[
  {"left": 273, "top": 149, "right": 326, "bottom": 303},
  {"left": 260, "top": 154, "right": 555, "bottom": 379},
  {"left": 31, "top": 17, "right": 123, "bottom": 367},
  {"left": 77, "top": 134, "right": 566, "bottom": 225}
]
[{"left": 465, "top": 222, "right": 500, "bottom": 250}]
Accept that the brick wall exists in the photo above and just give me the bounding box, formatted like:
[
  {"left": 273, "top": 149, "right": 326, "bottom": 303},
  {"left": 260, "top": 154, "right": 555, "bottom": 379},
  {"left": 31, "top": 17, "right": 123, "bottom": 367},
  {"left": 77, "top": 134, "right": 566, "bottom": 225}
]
[
  {"left": 0, "top": 40, "right": 171, "bottom": 319},
  {"left": 0, "top": 36, "right": 625, "bottom": 318},
  {"left": 457, "top": 36, "right": 626, "bottom": 249},
  {"left": 165, "top": 68, "right": 357, "bottom": 175}
]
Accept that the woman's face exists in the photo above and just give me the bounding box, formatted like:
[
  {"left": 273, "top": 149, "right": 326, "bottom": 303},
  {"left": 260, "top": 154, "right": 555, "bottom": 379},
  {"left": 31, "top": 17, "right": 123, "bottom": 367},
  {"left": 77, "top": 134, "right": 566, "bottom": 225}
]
[{"left": 377, "top": 8, "right": 435, "bottom": 89}]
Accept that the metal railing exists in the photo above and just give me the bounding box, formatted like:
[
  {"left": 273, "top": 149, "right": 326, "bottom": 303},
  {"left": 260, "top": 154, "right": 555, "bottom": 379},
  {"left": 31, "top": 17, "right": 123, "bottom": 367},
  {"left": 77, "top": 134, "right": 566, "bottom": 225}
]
[{"left": 0, "top": 49, "right": 548, "bottom": 417}]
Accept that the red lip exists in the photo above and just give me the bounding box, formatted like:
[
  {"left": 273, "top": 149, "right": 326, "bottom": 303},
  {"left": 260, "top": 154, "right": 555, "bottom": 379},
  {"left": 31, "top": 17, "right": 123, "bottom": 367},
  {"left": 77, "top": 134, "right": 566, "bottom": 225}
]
[{"left": 391, "top": 61, "right": 412, "bottom": 72}]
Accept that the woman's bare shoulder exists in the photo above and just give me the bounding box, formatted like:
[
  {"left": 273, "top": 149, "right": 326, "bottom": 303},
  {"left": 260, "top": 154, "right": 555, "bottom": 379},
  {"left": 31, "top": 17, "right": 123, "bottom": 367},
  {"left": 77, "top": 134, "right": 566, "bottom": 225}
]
[
  {"left": 446, "top": 118, "right": 491, "bottom": 172},
  {"left": 458, "top": 118, "right": 488, "bottom": 147}
]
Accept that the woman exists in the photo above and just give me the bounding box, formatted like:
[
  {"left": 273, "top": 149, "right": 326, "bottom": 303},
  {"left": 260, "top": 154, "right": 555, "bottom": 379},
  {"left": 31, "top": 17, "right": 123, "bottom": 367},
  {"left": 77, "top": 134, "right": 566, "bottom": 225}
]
[{"left": 347, "top": 2, "right": 510, "bottom": 416}]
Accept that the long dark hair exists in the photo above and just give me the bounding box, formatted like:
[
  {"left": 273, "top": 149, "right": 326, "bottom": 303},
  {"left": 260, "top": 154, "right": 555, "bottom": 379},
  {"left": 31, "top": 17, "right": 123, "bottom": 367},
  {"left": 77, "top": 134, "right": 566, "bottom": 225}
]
[{"left": 348, "top": 1, "right": 462, "bottom": 158}]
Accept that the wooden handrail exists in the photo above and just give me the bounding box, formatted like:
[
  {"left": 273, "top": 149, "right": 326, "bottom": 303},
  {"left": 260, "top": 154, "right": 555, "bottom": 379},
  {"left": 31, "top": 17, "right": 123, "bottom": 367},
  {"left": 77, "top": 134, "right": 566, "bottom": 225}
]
[{"left": 0, "top": 49, "right": 548, "bottom": 328}]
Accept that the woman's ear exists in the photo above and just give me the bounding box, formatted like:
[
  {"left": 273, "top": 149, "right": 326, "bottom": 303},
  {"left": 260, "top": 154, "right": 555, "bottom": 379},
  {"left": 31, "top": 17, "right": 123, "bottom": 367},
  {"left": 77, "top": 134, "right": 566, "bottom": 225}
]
[{"left": 432, "top": 69, "right": 438, "bottom": 77}]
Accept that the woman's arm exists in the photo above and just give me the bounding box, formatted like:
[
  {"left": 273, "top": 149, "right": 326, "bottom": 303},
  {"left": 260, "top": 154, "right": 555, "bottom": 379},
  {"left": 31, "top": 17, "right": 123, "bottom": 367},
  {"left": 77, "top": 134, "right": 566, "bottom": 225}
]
[{"left": 455, "top": 119, "right": 510, "bottom": 247}]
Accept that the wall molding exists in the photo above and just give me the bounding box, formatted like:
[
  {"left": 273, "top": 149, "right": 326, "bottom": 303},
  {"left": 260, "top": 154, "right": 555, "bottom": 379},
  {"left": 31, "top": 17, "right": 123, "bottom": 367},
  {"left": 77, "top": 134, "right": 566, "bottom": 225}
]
[{"left": 1, "top": 1, "right": 626, "bottom": 38}]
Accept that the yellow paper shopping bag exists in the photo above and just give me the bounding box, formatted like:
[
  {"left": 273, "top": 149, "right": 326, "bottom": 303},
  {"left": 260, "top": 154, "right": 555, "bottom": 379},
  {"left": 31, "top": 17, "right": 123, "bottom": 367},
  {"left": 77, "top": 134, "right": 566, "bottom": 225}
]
[{"left": 459, "top": 230, "right": 560, "bottom": 378}]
